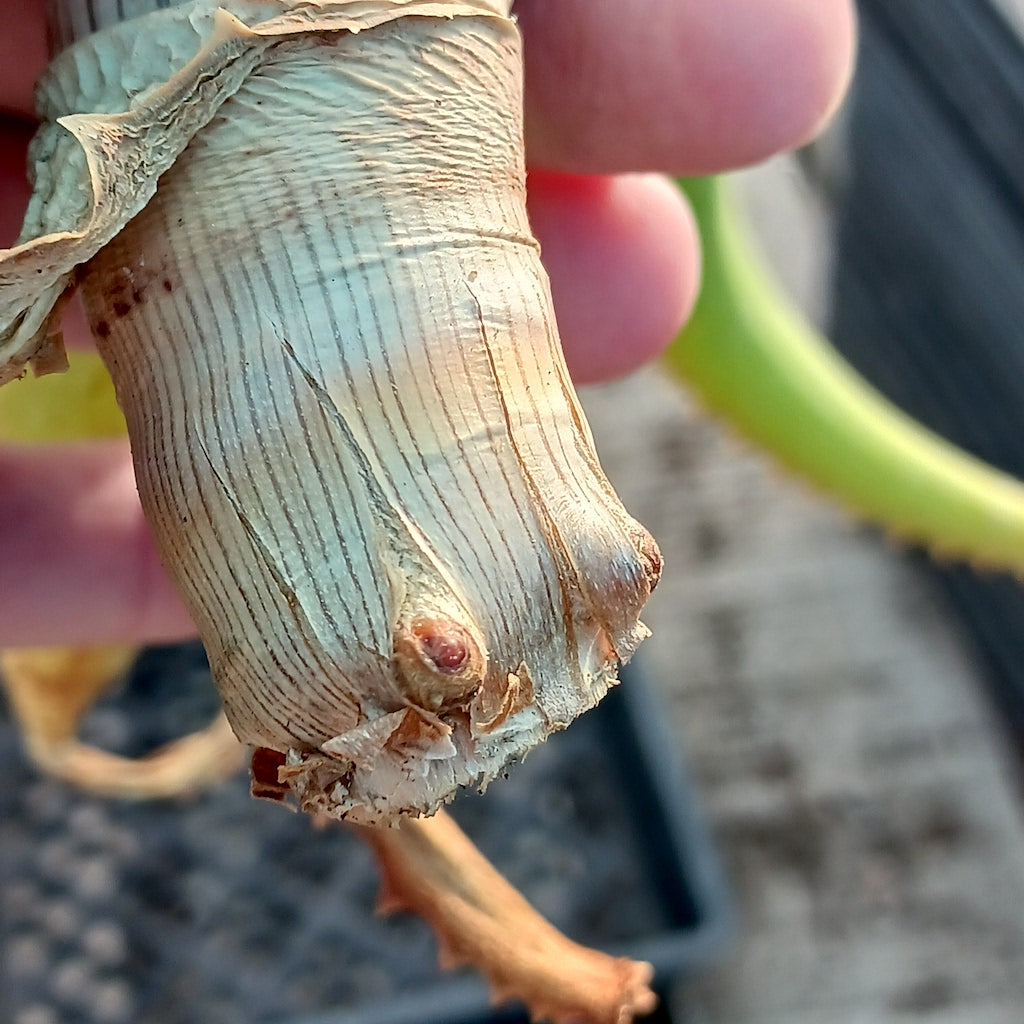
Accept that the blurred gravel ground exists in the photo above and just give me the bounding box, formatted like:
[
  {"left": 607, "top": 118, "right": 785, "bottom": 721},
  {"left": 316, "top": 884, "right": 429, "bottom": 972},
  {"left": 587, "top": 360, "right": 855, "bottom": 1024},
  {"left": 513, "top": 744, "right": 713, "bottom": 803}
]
[{"left": 0, "top": 643, "right": 698, "bottom": 1024}]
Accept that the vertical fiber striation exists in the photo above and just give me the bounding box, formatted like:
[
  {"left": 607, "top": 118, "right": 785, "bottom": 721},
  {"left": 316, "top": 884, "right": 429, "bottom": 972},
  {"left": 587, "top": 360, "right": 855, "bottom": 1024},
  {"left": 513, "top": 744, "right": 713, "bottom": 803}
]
[{"left": 2, "top": 2, "right": 659, "bottom": 824}]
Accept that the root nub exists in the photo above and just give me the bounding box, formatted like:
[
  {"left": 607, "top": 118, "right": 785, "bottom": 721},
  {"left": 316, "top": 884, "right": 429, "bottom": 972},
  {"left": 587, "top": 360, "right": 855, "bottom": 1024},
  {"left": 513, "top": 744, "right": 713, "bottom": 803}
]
[{"left": 393, "top": 615, "right": 485, "bottom": 712}]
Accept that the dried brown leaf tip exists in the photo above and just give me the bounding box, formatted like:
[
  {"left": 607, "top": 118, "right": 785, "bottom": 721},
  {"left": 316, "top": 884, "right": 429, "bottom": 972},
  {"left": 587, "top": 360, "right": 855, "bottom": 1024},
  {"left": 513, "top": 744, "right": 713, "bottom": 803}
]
[{"left": 360, "top": 810, "right": 659, "bottom": 1024}]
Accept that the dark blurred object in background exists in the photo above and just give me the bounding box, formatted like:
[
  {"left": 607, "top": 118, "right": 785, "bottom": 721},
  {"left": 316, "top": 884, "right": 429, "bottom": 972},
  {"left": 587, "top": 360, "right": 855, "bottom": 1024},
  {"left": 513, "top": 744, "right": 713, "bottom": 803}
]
[{"left": 831, "top": 0, "right": 1024, "bottom": 747}]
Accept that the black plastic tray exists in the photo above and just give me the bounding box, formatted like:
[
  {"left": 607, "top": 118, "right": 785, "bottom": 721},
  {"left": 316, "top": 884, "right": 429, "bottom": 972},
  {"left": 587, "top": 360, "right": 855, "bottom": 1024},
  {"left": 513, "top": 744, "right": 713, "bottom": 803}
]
[{"left": 0, "top": 646, "right": 732, "bottom": 1024}]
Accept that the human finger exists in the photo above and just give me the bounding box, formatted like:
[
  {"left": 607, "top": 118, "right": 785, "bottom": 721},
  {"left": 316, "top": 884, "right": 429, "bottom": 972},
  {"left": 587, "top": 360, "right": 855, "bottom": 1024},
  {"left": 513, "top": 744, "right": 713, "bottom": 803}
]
[
  {"left": 529, "top": 171, "right": 698, "bottom": 383},
  {"left": 0, "top": 440, "right": 197, "bottom": 647},
  {"left": 4, "top": 0, "right": 856, "bottom": 172},
  {"left": 0, "top": 0, "right": 47, "bottom": 120},
  {"left": 517, "top": 0, "right": 857, "bottom": 174}
]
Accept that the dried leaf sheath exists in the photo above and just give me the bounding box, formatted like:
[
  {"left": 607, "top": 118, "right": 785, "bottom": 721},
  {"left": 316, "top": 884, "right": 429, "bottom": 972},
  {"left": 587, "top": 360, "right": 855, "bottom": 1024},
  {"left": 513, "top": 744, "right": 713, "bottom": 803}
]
[{"left": 1, "top": 2, "right": 660, "bottom": 824}]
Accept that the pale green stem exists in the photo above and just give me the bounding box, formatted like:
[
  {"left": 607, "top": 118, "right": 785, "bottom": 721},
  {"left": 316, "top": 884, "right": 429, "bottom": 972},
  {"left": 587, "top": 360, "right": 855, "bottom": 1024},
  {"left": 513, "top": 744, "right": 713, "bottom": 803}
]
[{"left": 665, "top": 175, "right": 1024, "bottom": 574}]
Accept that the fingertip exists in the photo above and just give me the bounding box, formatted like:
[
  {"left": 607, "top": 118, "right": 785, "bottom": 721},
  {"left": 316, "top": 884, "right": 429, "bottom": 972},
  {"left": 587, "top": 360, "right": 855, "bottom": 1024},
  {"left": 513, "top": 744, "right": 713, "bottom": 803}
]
[
  {"left": 529, "top": 172, "right": 699, "bottom": 384},
  {"left": 520, "top": 0, "right": 858, "bottom": 174},
  {"left": 0, "top": 7, "right": 48, "bottom": 120},
  {"left": 713, "top": 0, "right": 858, "bottom": 162},
  {"left": 0, "top": 119, "right": 32, "bottom": 248},
  {"left": 0, "top": 441, "right": 196, "bottom": 647}
]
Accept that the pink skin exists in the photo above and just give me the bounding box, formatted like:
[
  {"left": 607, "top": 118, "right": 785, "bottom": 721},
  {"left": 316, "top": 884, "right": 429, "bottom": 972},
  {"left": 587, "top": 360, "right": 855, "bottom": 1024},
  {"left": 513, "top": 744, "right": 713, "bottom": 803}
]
[{"left": 0, "top": 0, "right": 856, "bottom": 646}]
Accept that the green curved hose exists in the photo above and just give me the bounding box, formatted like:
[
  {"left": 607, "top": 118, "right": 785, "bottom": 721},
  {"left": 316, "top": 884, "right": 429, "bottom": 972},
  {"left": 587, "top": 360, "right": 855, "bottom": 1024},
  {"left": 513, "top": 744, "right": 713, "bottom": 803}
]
[{"left": 664, "top": 175, "right": 1024, "bottom": 573}]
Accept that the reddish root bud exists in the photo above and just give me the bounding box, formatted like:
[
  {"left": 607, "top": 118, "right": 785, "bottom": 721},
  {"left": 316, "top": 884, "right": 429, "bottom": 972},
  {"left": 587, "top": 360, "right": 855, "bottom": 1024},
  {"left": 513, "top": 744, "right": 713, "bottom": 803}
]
[
  {"left": 393, "top": 615, "right": 484, "bottom": 711},
  {"left": 411, "top": 617, "right": 470, "bottom": 673}
]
